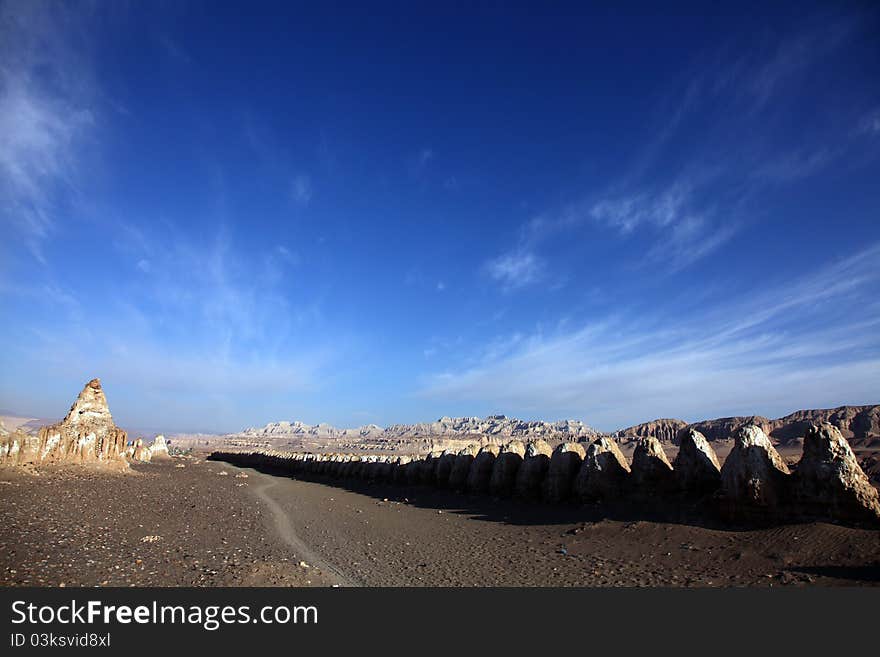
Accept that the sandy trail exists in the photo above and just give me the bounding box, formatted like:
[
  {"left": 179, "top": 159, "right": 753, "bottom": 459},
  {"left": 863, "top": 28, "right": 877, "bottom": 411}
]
[{"left": 250, "top": 472, "right": 361, "bottom": 587}]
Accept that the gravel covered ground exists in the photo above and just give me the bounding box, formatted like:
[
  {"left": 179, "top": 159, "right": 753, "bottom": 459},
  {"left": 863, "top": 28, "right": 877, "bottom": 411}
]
[
  {"left": 0, "top": 458, "right": 336, "bottom": 587},
  {"left": 1, "top": 457, "right": 878, "bottom": 587}
]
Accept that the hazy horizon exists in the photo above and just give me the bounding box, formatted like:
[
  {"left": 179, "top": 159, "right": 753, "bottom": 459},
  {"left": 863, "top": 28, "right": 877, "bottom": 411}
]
[{"left": 2, "top": 2, "right": 879, "bottom": 434}]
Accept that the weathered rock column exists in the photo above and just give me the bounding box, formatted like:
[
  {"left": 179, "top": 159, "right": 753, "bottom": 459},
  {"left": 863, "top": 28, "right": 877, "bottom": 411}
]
[
  {"left": 574, "top": 437, "right": 631, "bottom": 502},
  {"left": 794, "top": 423, "right": 880, "bottom": 525},
  {"left": 672, "top": 428, "right": 721, "bottom": 496},
  {"left": 720, "top": 425, "right": 790, "bottom": 520}
]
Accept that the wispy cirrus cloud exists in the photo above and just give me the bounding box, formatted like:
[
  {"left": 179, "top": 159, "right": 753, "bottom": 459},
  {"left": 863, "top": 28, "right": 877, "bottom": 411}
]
[
  {"left": 484, "top": 249, "right": 543, "bottom": 290},
  {"left": 5, "top": 217, "right": 341, "bottom": 431},
  {"left": 423, "top": 242, "right": 880, "bottom": 430},
  {"left": 481, "top": 12, "right": 878, "bottom": 285},
  {"left": 0, "top": 1, "right": 96, "bottom": 262}
]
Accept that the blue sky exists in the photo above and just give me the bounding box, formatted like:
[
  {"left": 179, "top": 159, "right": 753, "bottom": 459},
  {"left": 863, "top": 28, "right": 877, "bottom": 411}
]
[{"left": 1, "top": 1, "right": 879, "bottom": 433}]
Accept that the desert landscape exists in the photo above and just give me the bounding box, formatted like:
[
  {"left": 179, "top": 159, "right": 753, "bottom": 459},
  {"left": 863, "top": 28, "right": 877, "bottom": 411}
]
[
  {"left": 1, "top": 378, "right": 878, "bottom": 587},
  {"left": 2, "top": 1, "right": 879, "bottom": 597}
]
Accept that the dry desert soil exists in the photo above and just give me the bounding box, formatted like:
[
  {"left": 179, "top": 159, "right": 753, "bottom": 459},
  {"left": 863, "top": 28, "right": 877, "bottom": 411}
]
[{"left": 1, "top": 456, "right": 878, "bottom": 587}]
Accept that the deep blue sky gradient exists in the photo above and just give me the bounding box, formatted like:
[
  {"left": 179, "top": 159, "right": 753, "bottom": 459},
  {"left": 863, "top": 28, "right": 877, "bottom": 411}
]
[{"left": 1, "top": 1, "right": 879, "bottom": 432}]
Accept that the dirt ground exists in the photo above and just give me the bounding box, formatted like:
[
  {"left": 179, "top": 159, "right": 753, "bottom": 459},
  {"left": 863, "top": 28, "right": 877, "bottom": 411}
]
[
  {"left": 0, "top": 458, "right": 336, "bottom": 587},
  {"left": 1, "top": 456, "right": 878, "bottom": 587}
]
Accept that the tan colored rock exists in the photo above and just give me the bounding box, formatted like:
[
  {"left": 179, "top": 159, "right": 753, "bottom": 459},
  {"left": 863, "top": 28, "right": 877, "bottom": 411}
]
[
  {"left": 544, "top": 442, "right": 586, "bottom": 502},
  {"left": 630, "top": 436, "right": 674, "bottom": 495},
  {"left": 32, "top": 379, "right": 128, "bottom": 466},
  {"left": 616, "top": 418, "right": 688, "bottom": 443},
  {"left": 720, "top": 425, "right": 790, "bottom": 517},
  {"left": 448, "top": 444, "right": 480, "bottom": 491},
  {"left": 574, "top": 437, "right": 631, "bottom": 502},
  {"left": 514, "top": 439, "right": 552, "bottom": 499},
  {"left": 150, "top": 434, "right": 171, "bottom": 460},
  {"left": 490, "top": 440, "right": 525, "bottom": 497},
  {"left": 794, "top": 423, "right": 880, "bottom": 525},
  {"left": 132, "top": 438, "right": 152, "bottom": 462},
  {"left": 467, "top": 444, "right": 501, "bottom": 493},
  {"left": 672, "top": 428, "right": 721, "bottom": 495},
  {"left": 0, "top": 430, "right": 27, "bottom": 465}
]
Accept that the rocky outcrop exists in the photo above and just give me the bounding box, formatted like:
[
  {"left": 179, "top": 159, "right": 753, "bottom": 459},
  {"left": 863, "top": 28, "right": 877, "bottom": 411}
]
[
  {"left": 514, "top": 439, "right": 553, "bottom": 499},
  {"left": 574, "top": 437, "right": 631, "bottom": 502},
  {"left": 793, "top": 423, "right": 880, "bottom": 525},
  {"left": 720, "top": 425, "right": 790, "bottom": 519},
  {"left": 392, "top": 456, "right": 412, "bottom": 484},
  {"left": 238, "top": 415, "right": 599, "bottom": 452},
  {"left": 150, "top": 435, "right": 170, "bottom": 460},
  {"left": 630, "top": 436, "right": 675, "bottom": 496},
  {"left": 672, "top": 428, "right": 721, "bottom": 495},
  {"left": 417, "top": 451, "right": 442, "bottom": 485},
  {"left": 615, "top": 418, "right": 688, "bottom": 443},
  {"left": 209, "top": 416, "right": 880, "bottom": 527},
  {"left": 489, "top": 441, "right": 525, "bottom": 497},
  {"left": 769, "top": 406, "right": 880, "bottom": 447},
  {"left": 448, "top": 444, "right": 480, "bottom": 491},
  {"left": 434, "top": 450, "right": 457, "bottom": 488},
  {"left": 544, "top": 442, "right": 586, "bottom": 502},
  {"left": 1, "top": 379, "right": 128, "bottom": 468},
  {"left": 132, "top": 438, "right": 152, "bottom": 462},
  {"left": 467, "top": 444, "right": 500, "bottom": 493},
  {"left": 620, "top": 405, "right": 880, "bottom": 447},
  {"left": 0, "top": 430, "right": 38, "bottom": 466}
]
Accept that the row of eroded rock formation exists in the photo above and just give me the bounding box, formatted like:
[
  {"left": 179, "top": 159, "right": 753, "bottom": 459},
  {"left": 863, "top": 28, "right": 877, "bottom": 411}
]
[
  {"left": 211, "top": 423, "right": 880, "bottom": 526},
  {"left": 0, "top": 379, "right": 169, "bottom": 467}
]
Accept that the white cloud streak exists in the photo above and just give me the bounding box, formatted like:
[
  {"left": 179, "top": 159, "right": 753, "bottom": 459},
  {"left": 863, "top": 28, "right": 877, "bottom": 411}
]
[
  {"left": 484, "top": 249, "right": 543, "bottom": 290},
  {"left": 422, "top": 243, "right": 880, "bottom": 430},
  {"left": 0, "top": 1, "right": 95, "bottom": 262}
]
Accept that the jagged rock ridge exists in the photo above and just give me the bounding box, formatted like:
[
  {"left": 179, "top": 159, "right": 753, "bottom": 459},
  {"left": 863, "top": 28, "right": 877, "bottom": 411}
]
[
  {"left": 241, "top": 415, "right": 599, "bottom": 442},
  {"left": 616, "top": 405, "right": 880, "bottom": 446}
]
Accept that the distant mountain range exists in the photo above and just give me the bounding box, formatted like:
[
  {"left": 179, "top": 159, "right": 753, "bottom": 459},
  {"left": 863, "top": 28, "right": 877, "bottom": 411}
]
[
  {"left": 240, "top": 415, "right": 600, "bottom": 441},
  {"left": 615, "top": 405, "right": 880, "bottom": 447},
  {"left": 239, "top": 405, "right": 880, "bottom": 447},
  {"left": 8, "top": 405, "right": 879, "bottom": 449}
]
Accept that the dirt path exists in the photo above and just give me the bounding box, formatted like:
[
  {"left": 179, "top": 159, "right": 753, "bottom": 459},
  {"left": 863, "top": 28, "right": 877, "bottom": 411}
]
[{"left": 249, "top": 473, "right": 361, "bottom": 586}]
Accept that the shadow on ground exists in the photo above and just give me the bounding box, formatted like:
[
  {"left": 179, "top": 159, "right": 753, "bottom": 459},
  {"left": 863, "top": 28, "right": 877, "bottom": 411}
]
[{"left": 208, "top": 457, "right": 839, "bottom": 533}]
